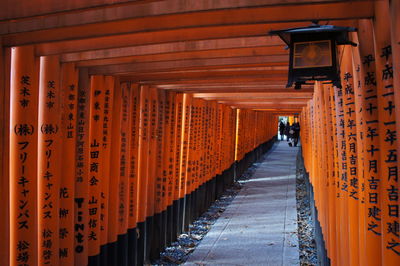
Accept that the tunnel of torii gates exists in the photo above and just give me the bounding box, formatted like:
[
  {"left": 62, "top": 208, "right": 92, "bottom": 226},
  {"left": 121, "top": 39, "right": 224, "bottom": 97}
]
[{"left": 0, "top": 0, "right": 400, "bottom": 266}]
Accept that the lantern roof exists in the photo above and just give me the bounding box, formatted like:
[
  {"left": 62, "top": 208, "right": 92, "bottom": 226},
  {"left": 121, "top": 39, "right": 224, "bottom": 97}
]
[{"left": 269, "top": 24, "right": 357, "bottom": 46}]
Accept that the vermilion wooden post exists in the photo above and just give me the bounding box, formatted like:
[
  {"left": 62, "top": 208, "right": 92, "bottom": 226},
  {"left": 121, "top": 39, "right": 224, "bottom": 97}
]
[
  {"left": 59, "top": 63, "right": 78, "bottom": 266},
  {"left": 374, "top": 1, "right": 400, "bottom": 263},
  {"left": 118, "top": 82, "right": 132, "bottom": 265},
  {"left": 328, "top": 84, "right": 340, "bottom": 266},
  {"left": 165, "top": 91, "right": 177, "bottom": 243},
  {"left": 318, "top": 82, "right": 330, "bottom": 254},
  {"left": 389, "top": 0, "right": 400, "bottom": 231},
  {"left": 107, "top": 78, "right": 122, "bottom": 265},
  {"left": 10, "top": 46, "right": 39, "bottom": 266},
  {"left": 181, "top": 93, "right": 192, "bottom": 231},
  {"left": 152, "top": 88, "right": 165, "bottom": 257},
  {"left": 340, "top": 45, "right": 360, "bottom": 266},
  {"left": 323, "top": 83, "right": 337, "bottom": 264},
  {"left": 147, "top": 87, "right": 158, "bottom": 220},
  {"left": 350, "top": 29, "right": 368, "bottom": 266},
  {"left": 38, "top": 55, "right": 61, "bottom": 266},
  {"left": 99, "top": 76, "right": 114, "bottom": 263},
  {"left": 333, "top": 73, "right": 350, "bottom": 266},
  {"left": 173, "top": 93, "right": 184, "bottom": 236},
  {"left": 75, "top": 67, "right": 90, "bottom": 266},
  {"left": 126, "top": 83, "right": 140, "bottom": 265},
  {"left": 87, "top": 75, "right": 105, "bottom": 261},
  {"left": 137, "top": 85, "right": 150, "bottom": 264}
]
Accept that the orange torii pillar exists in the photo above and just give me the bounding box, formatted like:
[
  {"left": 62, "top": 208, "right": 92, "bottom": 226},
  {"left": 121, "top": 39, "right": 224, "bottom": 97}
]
[
  {"left": 173, "top": 93, "right": 184, "bottom": 237},
  {"left": 187, "top": 98, "right": 198, "bottom": 225},
  {"left": 127, "top": 83, "right": 140, "bottom": 266},
  {"left": 99, "top": 76, "right": 114, "bottom": 265},
  {"left": 388, "top": 0, "right": 400, "bottom": 237},
  {"left": 117, "top": 82, "right": 132, "bottom": 265},
  {"left": 160, "top": 90, "right": 173, "bottom": 248},
  {"left": 107, "top": 79, "right": 122, "bottom": 266},
  {"left": 317, "top": 83, "right": 331, "bottom": 260},
  {"left": 38, "top": 55, "right": 61, "bottom": 266},
  {"left": 322, "top": 84, "right": 337, "bottom": 265},
  {"left": 165, "top": 92, "right": 177, "bottom": 245},
  {"left": 390, "top": 1, "right": 400, "bottom": 214},
  {"left": 333, "top": 77, "right": 350, "bottom": 266},
  {"left": 87, "top": 75, "right": 105, "bottom": 265},
  {"left": 328, "top": 84, "right": 341, "bottom": 266},
  {"left": 145, "top": 87, "right": 159, "bottom": 262},
  {"left": 350, "top": 31, "right": 367, "bottom": 266},
  {"left": 351, "top": 23, "right": 379, "bottom": 266},
  {"left": 152, "top": 88, "right": 166, "bottom": 259},
  {"left": 10, "top": 46, "right": 39, "bottom": 266},
  {"left": 339, "top": 45, "right": 360, "bottom": 266},
  {"left": 59, "top": 63, "right": 78, "bottom": 266},
  {"left": 75, "top": 68, "right": 90, "bottom": 266},
  {"left": 374, "top": 1, "right": 400, "bottom": 263},
  {"left": 137, "top": 85, "right": 150, "bottom": 265},
  {"left": 181, "top": 94, "right": 192, "bottom": 232}
]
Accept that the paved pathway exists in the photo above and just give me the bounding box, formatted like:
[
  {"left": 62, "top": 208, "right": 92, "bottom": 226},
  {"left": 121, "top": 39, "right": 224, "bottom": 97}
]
[{"left": 185, "top": 141, "right": 300, "bottom": 266}]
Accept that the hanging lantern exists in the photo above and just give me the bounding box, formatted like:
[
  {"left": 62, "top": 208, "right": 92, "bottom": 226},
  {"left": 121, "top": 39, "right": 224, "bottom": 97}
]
[{"left": 270, "top": 23, "right": 357, "bottom": 89}]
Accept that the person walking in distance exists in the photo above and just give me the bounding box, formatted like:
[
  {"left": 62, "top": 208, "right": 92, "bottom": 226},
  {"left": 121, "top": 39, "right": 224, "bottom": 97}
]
[
  {"left": 285, "top": 122, "right": 291, "bottom": 142},
  {"left": 292, "top": 122, "right": 300, "bottom": 147},
  {"left": 279, "top": 120, "right": 285, "bottom": 141}
]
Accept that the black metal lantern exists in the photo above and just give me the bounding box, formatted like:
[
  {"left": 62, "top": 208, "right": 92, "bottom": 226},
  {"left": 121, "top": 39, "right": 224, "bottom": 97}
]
[{"left": 269, "top": 23, "right": 357, "bottom": 89}]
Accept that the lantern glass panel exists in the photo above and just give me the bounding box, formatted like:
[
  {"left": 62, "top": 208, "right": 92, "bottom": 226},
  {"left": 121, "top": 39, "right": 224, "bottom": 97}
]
[{"left": 293, "top": 40, "right": 332, "bottom": 69}]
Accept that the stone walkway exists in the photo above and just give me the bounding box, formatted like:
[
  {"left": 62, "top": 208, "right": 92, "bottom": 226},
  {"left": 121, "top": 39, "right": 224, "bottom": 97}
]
[{"left": 185, "top": 141, "right": 300, "bottom": 266}]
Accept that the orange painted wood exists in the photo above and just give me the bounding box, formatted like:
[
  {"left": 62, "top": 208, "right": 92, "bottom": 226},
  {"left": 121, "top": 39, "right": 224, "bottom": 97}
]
[
  {"left": 118, "top": 82, "right": 131, "bottom": 235},
  {"left": 374, "top": 0, "right": 400, "bottom": 263},
  {"left": 108, "top": 78, "right": 122, "bottom": 243},
  {"left": 38, "top": 55, "right": 61, "bottom": 265},
  {"left": 74, "top": 67, "right": 90, "bottom": 266},
  {"left": 173, "top": 93, "right": 183, "bottom": 202},
  {"left": 138, "top": 85, "right": 150, "bottom": 223},
  {"left": 59, "top": 62, "right": 78, "bottom": 265},
  {"left": 0, "top": 1, "right": 364, "bottom": 36},
  {"left": 389, "top": 0, "right": 400, "bottom": 230},
  {"left": 87, "top": 75, "right": 105, "bottom": 256},
  {"left": 340, "top": 45, "right": 360, "bottom": 266},
  {"left": 322, "top": 83, "right": 337, "bottom": 264},
  {"left": 328, "top": 84, "right": 340, "bottom": 266},
  {"left": 350, "top": 28, "right": 369, "bottom": 266},
  {"left": 147, "top": 87, "right": 158, "bottom": 218},
  {"left": 332, "top": 78, "right": 349, "bottom": 266},
  {"left": 180, "top": 94, "right": 192, "bottom": 198},
  {"left": 9, "top": 45, "right": 39, "bottom": 266},
  {"left": 155, "top": 89, "right": 166, "bottom": 214},
  {"left": 164, "top": 91, "right": 176, "bottom": 208},
  {"left": 100, "top": 76, "right": 114, "bottom": 245},
  {"left": 128, "top": 83, "right": 140, "bottom": 229}
]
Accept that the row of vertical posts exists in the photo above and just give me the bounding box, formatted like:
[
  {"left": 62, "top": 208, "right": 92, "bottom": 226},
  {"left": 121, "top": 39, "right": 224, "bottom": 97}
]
[
  {"left": 301, "top": 1, "right": 400, "bottom": 265},
  {"left": 0, "top": 45, "right": 277, "bottom": 266}
]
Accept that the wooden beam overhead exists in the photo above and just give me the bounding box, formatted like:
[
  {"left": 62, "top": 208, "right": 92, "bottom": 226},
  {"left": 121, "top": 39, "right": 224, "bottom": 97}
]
[
  {"left": 166, "top": 87, "right": 314, "bottom": 93},
  {"left": 88, "top": 55, "right": 289, "bottom": 75},
  {"left": 61, "top": 37, "right": 284, "bottom": 63},
  {"left": 1, "top": 1, "right": 371, "bottom": 45},
  {"left": 0, "top": 0, "right": 361, "bottom": 24},
  {"left": 71, "top": 46, "right": 288, "bottom": 67},
  {"left": 192, "top": 92, "right": 313, "bottom": 98},
  {"left": 6, "top": 20, "right": 355, "bottom": 56}
]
